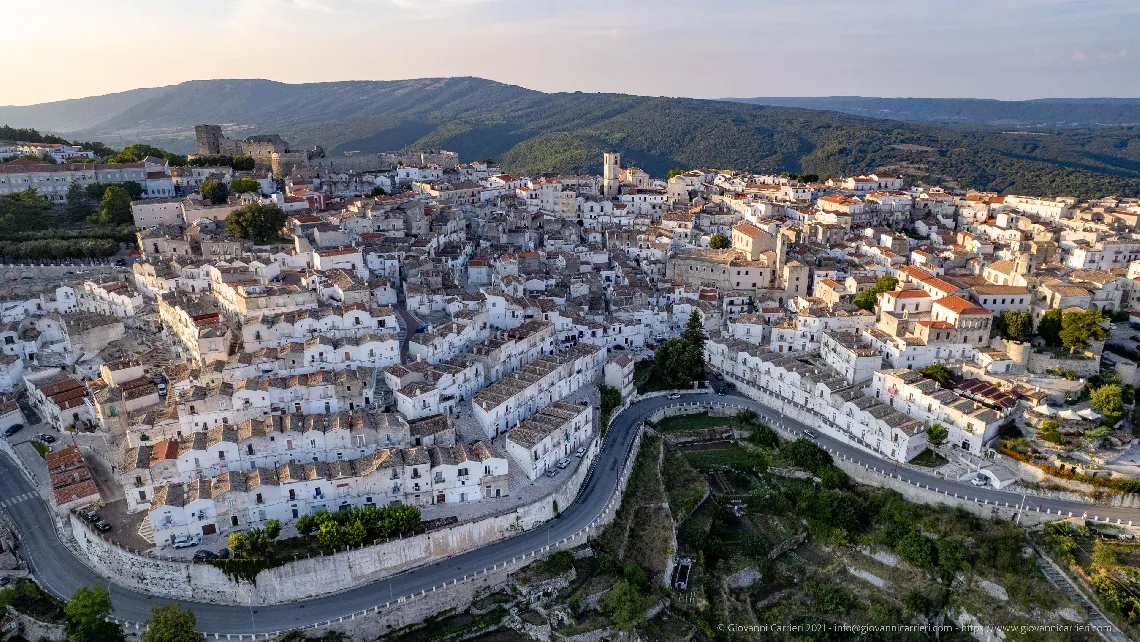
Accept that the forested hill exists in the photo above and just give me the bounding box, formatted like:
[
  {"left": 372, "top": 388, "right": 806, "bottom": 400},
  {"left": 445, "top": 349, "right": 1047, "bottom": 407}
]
[
  {"left": 723, "top": 96, "right": 1140, "bottom": 128},
  {"left": 3, "top": 78, "right": 1140, "bottom": 198}
]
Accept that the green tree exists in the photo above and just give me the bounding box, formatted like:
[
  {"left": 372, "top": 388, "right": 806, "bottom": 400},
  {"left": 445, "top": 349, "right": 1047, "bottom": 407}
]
[
  {"left": 296, "top": 514, "right": 317, "bottom": 537},
  {"left": 1091, "top": 384, "right": 1125, "bottom": 423},
  {"left": 999, "top": 310, "right": 1031, "bottom": 339},
  {"left": 896, "top": 530, "right": 936, "bottom": 569},
  {"left": 109, "top": 144, "right": 169, "bottom": 163},
  {"left": 225, "top": 203, "right": 287, "bottom": 244},
  {"left": 784, "top": 439, "right": 833, "bottom": 474},
  {"left": 874, "top": 275, "right": 898, "bottom": 292},
  {"left": 121, "top": 180, "right": 144, "bottom": 200},
  {"left": 231, "top": 156, "right": 256, "bottom": 171},
  {"left": 936, "top": 538, "right": 970, "bottom": 580},
  {"left": 84, "top": 183, "right": 108, "bottom": 201},
  {"left": 64, "top": 181, "right": 95, "bottom": 223},
  {"left": 601, "top": 581, "right": 653, "bottom": 631},
  {"left": 599, "top": 384, "right": 621, "bottom": 428},
  {"left": 919, "top": 363, "right": 954, "bottom": 387},
  {"left": 227, "top": 532, "right": 248, "bottom": 558},
  {"left": 926, "top": 423, "right": 949, "bottom": 448},
  {"left": 851, "top": 277, "right": 897, "bottom": 311},
  {"left": 98, "top": 185, "right": 132, "bottom": 225},
  {"left": 707, "top": 233, "right": 730, "bottom": 249},
  {"left": 1038, "top": 308, "right": 1063, "bottom": 346},
  {"left": 667, "top": 168, "right": 685, "bottom": 179},
  {"left": 263, "top": 519, "right": 282, "bottom": 540},
  {"left": 142, "top": 603, "right": 202, "bottom": 642},
  {"left": 345, "top": 520, "right": 367, "bottom": 545},
  {"left": 852, "top": 289, "right": 877, "bottom": 311},
  {"left": 229, "top": 177, "right": 261, "bottom": 194},
  {"left": 317, "top": 521, "right": 343, "bottom": 548},
  {"left": 652, "top": 338, "right": 704, "bottom": 388},
  {"left": 199, "top": 179, "right": 229, "bottom": 205},
  {"left": 65, "top": 585, "right": 125, "bottom": 642},
  {"left": 1060, "top": 309, "right": 1108, "bottom": 355},
  {"left": 682, "top": 312, "right": 704, "bottom": 350},
  {"left": 370, "top": 186, "right": 386, "bottom": 197},
  {"left": 0, "top": 188, "right": 54, "bottom": 233}
]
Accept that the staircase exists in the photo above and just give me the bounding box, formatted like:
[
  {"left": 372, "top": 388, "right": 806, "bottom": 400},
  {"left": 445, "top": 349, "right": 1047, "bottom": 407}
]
[
  {"left": 137, "top": 516, "right": 155, "bottom": 546},
  {"left": 1036, "top": 552, "right": 1130, "bottom": 642}
]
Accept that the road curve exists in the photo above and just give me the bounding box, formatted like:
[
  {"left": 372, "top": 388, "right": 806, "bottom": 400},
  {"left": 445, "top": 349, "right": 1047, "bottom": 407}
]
[{"left": 1, "top": 391, "right": 1138, "bottom": 635}]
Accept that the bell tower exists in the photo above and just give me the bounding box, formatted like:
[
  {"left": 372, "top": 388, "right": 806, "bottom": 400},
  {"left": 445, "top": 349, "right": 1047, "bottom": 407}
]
[{"left": 602, "top": 152, "right": 621, "bottom": 199}]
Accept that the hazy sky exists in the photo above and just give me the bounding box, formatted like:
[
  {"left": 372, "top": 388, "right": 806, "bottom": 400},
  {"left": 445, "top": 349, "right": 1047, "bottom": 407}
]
[{"left": 4, "top": 0, "right": 1138, "bottom": 105}]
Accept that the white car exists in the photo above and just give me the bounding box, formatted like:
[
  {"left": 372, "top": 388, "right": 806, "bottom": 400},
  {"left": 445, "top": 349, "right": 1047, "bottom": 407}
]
[
  {"left": 667, "top": 393, "right": 682, "bottom": 399},
  {"left": 557, "top": 458, "right": 570, "bottom": 469},
  {"left": 172, "top": 534, "right": 200, "bottom": 549},
  {"left": 575, "top": 447, "right": 586, "bottom": 458},
  {"left": 970, "top": 476, "right": 989, "bottom": 487}
]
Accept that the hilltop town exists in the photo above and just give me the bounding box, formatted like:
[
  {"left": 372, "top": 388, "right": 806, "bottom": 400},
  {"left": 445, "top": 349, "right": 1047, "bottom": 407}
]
[{"left": 3, "top": 126, "right": 1140, "bottom": 640}]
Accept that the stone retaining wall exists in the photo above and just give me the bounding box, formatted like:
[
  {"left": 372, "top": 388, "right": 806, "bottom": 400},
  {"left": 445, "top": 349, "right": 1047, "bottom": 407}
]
[
  {"left": 5, "top": 606, "right": 66, "bottom": 642},
  {"left": 836, "top": 457, "right": 1057, "bottom": 526}
]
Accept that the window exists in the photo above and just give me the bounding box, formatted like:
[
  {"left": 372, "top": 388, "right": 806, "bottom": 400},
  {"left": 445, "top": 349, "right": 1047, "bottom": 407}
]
[
  {"left": 138, "top": 490, "right": 147, "bottom": 501},
  {"left": 289, "top": 489, "right": 296, "bottom": 500},
  {"left": 256, "top": 493, "right": 263, "bottom": 504},
  {"left": 232, "top": 516, "right": 239, "bottom": 527}
]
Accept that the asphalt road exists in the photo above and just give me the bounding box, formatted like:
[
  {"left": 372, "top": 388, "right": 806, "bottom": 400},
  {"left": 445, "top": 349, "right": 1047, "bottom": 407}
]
[{"left": 2, "top": 391, "right": 1139, "bottom": 635}]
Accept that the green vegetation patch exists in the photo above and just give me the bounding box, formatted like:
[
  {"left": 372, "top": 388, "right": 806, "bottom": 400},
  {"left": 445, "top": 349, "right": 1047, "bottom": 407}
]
[{"left": 654, "top": 412, "right": 733, "bottom": 435}]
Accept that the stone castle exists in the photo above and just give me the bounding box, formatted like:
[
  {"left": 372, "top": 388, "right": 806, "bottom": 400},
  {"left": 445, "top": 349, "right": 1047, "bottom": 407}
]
[{"left": 193, "top": 125, "right": 311, "bottom": 175}]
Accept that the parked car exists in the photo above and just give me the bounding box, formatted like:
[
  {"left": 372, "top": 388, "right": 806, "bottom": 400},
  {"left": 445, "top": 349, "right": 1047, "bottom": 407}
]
[
  {"left": 575, "top": 447, "right": 586, "bottom": 458},
  {"left": 84, "top": 511, "right": 101, "bottom": 523},
  {"left": 725, "top": 382, "right": 737, "bottom": 390},
  {"left": 545, "top": 469, "right": 558, "bottom": 478},
  {"left": 94, "top": 520, "right": 112, "bottom": 532},
  {"left": 970, "top": 476, "right": 989, "bottom": 487},
  {"left": 1131, "top": 335, "right": 1140, "bottom": 342},
  {"left": 172, "top": 534, "right": 200, "bottom": 549},
  {"left": 557, "top": 458, "right": 570, "bottom": 469},
  {"left": 717, "top": 389, "right": 726, "bottom": 396},
  {"left": 35, "top": 432, "right": 55, "bottom": 444},
  {"left": 114, "top": 258, "right": 126, "bottom": 267},
  {"left": 667, "top": 393, "right": 682, "bottom": 399},
  {"left": 218, "top": 548, "right": 231, "bottom": 559},
  {"left": 3, "top": 424, "right": 22, "bottom": 437},
  {"left": 0, "top": 576, "right": 9, "bottom": 587},
  {"left": 193, "top": 550, "right": 219, "bottom": 561},
  {"left": 157, "top": 381, "right": 168, "bottom": 396},
  {"left": 802, "top": 429, "right": 817, "bottom": 439}
]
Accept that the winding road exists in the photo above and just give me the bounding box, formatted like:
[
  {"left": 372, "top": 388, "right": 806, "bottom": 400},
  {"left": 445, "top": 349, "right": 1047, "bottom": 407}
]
[{"left": 1, "top": 391, "right": 1138, "bottom": 635}]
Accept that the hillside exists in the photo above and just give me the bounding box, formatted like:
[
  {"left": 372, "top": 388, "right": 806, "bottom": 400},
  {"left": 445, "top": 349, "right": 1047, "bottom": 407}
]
[
  {"left": 723, "top": 96, "right": 1140, "bottom": 128},
  {"left": 4, "top": 78, "right": 1140, "bottom": 198}
]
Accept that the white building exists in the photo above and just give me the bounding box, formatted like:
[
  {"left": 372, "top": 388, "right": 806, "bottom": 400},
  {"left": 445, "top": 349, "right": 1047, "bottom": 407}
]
[{"left": 506, "top": 402, "right": 593, "bottom": 480}]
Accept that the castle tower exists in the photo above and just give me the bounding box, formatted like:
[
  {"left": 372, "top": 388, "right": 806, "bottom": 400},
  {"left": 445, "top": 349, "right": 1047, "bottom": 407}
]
[
  {"left": 194, "top": 125, "right": 225, "bottom": 156},
  {"left": 602, "top": 152, "right": 621, "bottom": 199}
]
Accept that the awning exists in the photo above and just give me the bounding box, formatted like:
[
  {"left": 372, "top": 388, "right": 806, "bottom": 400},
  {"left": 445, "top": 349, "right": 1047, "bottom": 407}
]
[
  {"left": 1077, "top": 408, "right": 1102, "bottom": 420},
  {"left": 1035, "top": 406, "right": 1056, "bottom": 415},
  {"left": 1058, "top": 409, "right": 1082, "bottom": 421}
]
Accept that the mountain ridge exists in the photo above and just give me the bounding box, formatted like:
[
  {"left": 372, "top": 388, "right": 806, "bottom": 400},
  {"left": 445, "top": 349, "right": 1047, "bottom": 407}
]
[
  {"left": 3, "top": 78, "right": 1140, "bottom": 198},
  {"left": 721, "top": 96, "right": 1140, "bottom": 128}
]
